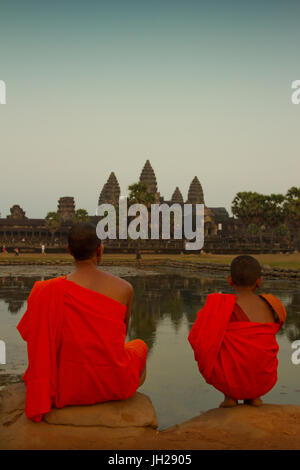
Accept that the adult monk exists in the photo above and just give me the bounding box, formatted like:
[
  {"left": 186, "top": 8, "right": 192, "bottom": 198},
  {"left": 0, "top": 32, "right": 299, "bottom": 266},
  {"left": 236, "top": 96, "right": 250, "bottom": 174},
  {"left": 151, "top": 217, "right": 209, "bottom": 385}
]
[
  {"left": 188, "top": 255, "right": 286, "bottom": 408},
  {"left": 17, "top": 223, "right": 148, "bottom": 422}
]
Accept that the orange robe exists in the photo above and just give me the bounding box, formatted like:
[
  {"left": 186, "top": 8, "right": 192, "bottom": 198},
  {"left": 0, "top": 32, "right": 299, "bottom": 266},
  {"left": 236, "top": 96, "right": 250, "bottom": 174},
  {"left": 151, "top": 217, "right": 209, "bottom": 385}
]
[
  {"left": 188, "top": 293, "right": 286, "bottom": 400},
  {"left": 17, "top": 277, "right": 148, "bottom": 422}
]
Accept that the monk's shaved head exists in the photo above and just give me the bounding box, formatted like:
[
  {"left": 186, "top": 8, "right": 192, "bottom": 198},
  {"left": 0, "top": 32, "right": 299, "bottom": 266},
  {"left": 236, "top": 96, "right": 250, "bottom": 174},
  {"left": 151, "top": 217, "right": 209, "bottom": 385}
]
[
  {"left": 68, "top": 223, "right": 101, "bottom": 261},
  {"left": 230, "top": 255, "right": 261, "bottom": 287}
]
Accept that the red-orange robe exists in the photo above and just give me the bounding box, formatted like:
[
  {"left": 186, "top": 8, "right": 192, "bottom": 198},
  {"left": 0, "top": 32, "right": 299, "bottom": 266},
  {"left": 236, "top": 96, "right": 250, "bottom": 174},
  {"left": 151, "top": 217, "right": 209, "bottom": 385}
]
[
  {"left": 188, "top": 293, "right": 286, "bottom": 400},
  {"left": 17, "top": 276, "right": 148, "bottom": 422}
]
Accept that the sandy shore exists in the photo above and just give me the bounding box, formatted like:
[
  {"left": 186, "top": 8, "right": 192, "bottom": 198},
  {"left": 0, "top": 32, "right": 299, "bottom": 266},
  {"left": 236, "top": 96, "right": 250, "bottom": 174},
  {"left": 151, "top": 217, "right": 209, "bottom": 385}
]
[
  {"left": 0, "top": 252, "right": 300, "bottom": 268},
  {"left": 0, "top": 253, "right": 300, "bottom": 282}
]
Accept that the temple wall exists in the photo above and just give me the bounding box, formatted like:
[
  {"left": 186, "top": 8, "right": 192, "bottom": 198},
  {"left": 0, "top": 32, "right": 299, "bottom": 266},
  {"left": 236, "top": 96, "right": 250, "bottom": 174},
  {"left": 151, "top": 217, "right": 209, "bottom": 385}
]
[{"left": 0, "top": 220, "right": 294, "bottom": 255}]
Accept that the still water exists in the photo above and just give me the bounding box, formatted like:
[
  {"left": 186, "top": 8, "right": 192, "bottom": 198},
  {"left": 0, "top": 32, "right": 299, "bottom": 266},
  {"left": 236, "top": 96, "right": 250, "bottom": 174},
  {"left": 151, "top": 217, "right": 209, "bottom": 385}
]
[{"left": 0, "top": 266, "right": 300, "bottom": 429}]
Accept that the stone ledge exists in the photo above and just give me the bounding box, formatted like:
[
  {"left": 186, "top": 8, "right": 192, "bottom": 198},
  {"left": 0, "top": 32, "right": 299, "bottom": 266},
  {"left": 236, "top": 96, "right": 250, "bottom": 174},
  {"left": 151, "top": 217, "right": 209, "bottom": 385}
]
[
  {"left": 2, "top": 383, "right": 300, "bottom": 449},
  {"left": 0, "top": 383, "right": 157, "bottom": 429},
  {"left": 44, "top": 393, "right": 158, "bottom": 428},
  {"left": 163, "top": 260, "right": 300, "bottom": 280},
  {"left": 162, "top": 403, "right": 300, "bottom": 450}
]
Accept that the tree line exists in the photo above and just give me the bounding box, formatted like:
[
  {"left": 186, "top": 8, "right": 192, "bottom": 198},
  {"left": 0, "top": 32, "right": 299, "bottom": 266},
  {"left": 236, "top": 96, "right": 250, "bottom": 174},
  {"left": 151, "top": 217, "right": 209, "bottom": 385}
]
[
  {"left": 44, "top": 184, "right": 300, "bottom": 248},
  {"left": 44, "top": 209, "right": 90, "bottom": 242},
  {"left": 231, "top": 187, "right": 300, "bottom": 242}
]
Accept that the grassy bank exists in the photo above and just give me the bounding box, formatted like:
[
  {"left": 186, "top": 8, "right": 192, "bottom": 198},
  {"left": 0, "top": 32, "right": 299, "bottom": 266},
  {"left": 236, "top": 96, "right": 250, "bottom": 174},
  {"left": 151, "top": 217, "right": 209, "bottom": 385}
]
[{"left": 0, "top": 252, "right": 299, "bottom": 269}]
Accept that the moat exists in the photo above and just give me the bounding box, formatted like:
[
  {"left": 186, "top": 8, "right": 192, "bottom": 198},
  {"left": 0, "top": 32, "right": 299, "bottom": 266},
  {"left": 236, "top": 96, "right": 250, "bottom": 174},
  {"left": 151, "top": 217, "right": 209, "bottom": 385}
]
[{"left": 0, "top": 265, "right": 300, "bottom": 429}]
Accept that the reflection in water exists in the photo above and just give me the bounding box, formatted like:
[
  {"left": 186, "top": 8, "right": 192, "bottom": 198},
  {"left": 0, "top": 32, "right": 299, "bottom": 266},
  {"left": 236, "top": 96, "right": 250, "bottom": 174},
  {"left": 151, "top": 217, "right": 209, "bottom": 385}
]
[
  {"left": 0, "top": 272, "right": 300, "bottom": 428},
  {"left": 127, "top": 274, "right": 300, "bottom": 350},
  {"left": 0, "top": 276, "right": 30, "bottom": 314},
  {"left": 0, "top": 274, "right": 300, "bottom": 347},
  {"left": 282, "top": 293, "right": 300, "bottom": 342}
]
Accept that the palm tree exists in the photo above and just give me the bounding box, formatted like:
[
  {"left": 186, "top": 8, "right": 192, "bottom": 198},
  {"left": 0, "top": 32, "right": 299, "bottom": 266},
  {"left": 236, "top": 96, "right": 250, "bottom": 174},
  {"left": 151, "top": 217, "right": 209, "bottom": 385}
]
[
  {"left": 128, "top": 182, "right": 155, "bottom": 260},
  {"left": 74, "top": 209, "right": 90, "bottom": 223},
  {"left": 128, "top": 182, "right": 156, "bottom": 207},
  {"left": 264, "top": 194, "right": 285, "bottom": 244},
  {"left": 232, "top": 192, "right": 266, "bottom": 230},
  {"left": 44, "top": 212, "right": 60, "bottom": 245},
  {"left": 284, "top": 187, "right": 300, "bottom": 249}
]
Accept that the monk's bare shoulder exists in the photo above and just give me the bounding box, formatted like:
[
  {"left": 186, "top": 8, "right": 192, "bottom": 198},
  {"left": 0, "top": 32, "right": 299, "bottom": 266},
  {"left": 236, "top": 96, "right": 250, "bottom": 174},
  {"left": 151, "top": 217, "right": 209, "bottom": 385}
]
[{"left": 98, "top": 270, "right": 133, "bottom": 300}]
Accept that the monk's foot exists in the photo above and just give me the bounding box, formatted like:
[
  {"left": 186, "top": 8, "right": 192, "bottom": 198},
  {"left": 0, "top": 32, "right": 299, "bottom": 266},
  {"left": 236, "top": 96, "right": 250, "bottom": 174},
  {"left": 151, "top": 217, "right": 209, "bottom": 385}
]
[
  {"left": 219, "top": 398, "right": 238, "bottom": 408},
  {"left": 244, "top": 398, "right": 263, "bottom": 407}
]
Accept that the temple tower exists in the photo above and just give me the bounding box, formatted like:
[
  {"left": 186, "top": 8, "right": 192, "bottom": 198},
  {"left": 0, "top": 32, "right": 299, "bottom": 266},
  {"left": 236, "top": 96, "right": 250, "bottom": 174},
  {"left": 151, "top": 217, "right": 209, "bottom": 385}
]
[
  {"left": 7, "top": 205, "right": 27, "bottom": 219},
  {"left": 57, "top": 197, "right": 75, "bottom": 223},
  {"left": 187, "top": 176, "right": 204, "bottom": 204},
  {"left": 171, "top": 187, "right": 184, "bottom": 204},
  {"left": 139, "top": 160, "right": 158, "bottom": 195},
  {"left": 98, "top": 172, "right": 120, "bottom": 206}
]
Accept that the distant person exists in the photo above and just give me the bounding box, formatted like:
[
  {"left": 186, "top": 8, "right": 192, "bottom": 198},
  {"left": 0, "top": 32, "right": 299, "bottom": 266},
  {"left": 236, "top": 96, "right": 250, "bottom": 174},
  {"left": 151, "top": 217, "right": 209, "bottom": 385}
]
[
  {"left": 41, "top": 244, "right": 45, "bottom": 255},
  {"left": 17, "top": 223, "right": 148, "bottom": 422},
  {"left": 2, "top": 245, "right": 7, "bottom": 255},
  {"left": 188, "top": 255, "right": 286, "bottom": 408},
  {"left": 14, "top": 247, "right": 19, "bottom": 256}
]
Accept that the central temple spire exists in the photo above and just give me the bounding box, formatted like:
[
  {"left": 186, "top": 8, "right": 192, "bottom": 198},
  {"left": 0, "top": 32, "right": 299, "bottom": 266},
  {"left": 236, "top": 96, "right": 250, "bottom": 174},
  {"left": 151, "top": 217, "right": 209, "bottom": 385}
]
[{"left": 139, "top": 160, "right": 158, "bottom": 195}]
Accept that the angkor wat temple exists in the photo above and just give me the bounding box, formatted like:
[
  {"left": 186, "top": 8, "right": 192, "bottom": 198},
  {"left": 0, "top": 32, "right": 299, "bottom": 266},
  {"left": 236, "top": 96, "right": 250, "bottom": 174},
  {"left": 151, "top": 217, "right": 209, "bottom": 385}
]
[
  {"left": 0, "top": 161, "right": 291, "bottom": 253},
  {"left": 98, "top": 160, "right": 231, "bottom": 236}
]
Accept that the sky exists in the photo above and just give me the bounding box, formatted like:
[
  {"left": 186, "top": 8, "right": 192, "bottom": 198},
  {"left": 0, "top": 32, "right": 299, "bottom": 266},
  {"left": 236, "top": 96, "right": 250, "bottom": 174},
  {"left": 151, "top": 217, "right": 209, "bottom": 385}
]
[{"left": 0, "top": 0, "right": 300, "bottom": 218}]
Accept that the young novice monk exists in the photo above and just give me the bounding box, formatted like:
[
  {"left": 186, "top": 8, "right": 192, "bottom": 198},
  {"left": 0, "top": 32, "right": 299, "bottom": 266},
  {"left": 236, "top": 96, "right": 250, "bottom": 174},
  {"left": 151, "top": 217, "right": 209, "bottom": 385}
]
[
  {"left": 17, "top": 223, "right": 148, "bottom": 422},
  {"left": 188, "top": 255, "right": 286, "bottom": 408}
]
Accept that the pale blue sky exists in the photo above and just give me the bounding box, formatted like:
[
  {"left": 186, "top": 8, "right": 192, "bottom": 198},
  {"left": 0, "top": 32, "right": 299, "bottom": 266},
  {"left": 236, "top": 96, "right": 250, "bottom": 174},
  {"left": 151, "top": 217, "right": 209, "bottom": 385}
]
[{"left": 0, "top": 1, "right": 299, "bottom": 217}]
